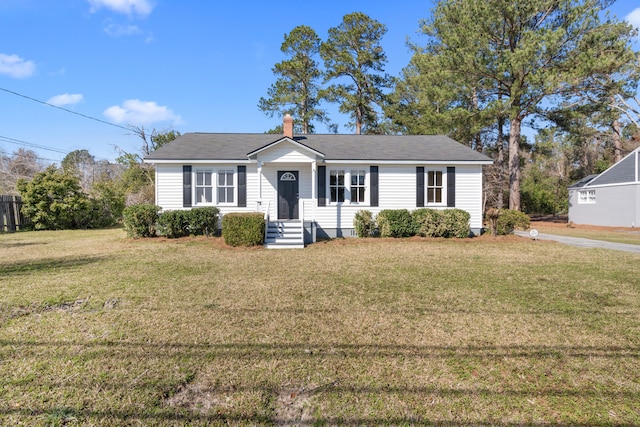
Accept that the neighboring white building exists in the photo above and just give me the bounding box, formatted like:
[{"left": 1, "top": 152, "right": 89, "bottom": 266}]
[
  {"left": 568, "top": 146, "right": 640, "bottom": 228},
  {"left": 145, "top": 115, "right": 493, "bottom": 247}
]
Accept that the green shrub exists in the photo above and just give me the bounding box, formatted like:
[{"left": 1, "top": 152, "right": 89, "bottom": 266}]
[
  {"left": 413, "top": 208, "right": 446, "bottom": 237},
  {"left": 376, "top": 209, "right": 415, "bottom": 238},
  {"left": 354, "top": 210, "right": 375, "bottom": 237},
  {"left": 157, "top": 210, "right": 190, "bottom": 238},
  {"left": 187, "top": 207, "right": 220, "bottom": 236},
  {"left": 122, "top": 204, "right": 160, "bottom": 238},
  {"left": 441, "top": 208, "right": 471, "bottom": 238},
  {"left": 490, "top": 209, "right": 530, "bottom": 235},
  {"left": 17, "top": 166, "right": 93, "bottom": 230},
  {"left": 222, "top": 213, "right": 265, "bottom": 247}
]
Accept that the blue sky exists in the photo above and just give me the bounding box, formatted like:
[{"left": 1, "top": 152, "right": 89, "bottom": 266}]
[{"left": 1, "top": 0, "right": 639, "bottom": 164}]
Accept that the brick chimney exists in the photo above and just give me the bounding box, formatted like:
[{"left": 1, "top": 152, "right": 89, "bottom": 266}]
[{"left": 283, "top": 114, "right": 294, "bottom": 138}]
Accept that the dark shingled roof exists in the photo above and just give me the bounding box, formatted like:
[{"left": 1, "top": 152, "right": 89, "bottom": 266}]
[
  {"left": 145, "top": 133, "right": 493, "bottom": 163},
  {"left": 568, "top": 174, "right": 599, "bottom": 189}
]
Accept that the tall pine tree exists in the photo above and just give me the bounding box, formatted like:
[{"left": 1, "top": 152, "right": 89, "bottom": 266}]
[{"left": 259, "top": 25, "right": 328, "bottom": 134}]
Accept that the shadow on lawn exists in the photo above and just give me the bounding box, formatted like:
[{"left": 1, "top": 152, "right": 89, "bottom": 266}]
[
  {"left": 1, "top": 340, "right": 639, "bottom": 425},
  {"left": 0, "top": 255, "right": 108, "bottom": 276}
]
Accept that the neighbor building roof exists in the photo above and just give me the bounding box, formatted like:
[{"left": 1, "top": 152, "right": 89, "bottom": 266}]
[{"left": 144, "top": 133, "right": 493, "bottom": 163}]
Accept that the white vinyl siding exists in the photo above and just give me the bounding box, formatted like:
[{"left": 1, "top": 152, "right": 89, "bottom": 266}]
[{"left": 155, "top": 162, "right": 486, "bottom": 233}]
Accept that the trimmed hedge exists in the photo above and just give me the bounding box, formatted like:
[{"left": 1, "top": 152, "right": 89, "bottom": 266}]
[
  {"left": 413, "top": 208, "right": 447, "bottom": 237},
  {"left": 353, "top": 210, "right": 375, "bottom": 237},
  {"left": 494, "top": 209, "right": 530, "bottom": 235},
  {"left": 157, "top": 210, "right": 190, "bottom": 238},
  {"left": 411, "top": 208, "right": 470, "bottom": 238},
  {"left": 222, "top": 212, "right": 265, "bottom": 247},
  {"left": 441, "top": 208, "right": 471, "bottom": 238},
  {"left": 122, "top": 204, "right": 160, "bottom": 238},
  {"left": 376, "top": 209, "right": 415, "bottom": 238},
  {"left": 188, "top": 207, "right": 220, "bottom": 236}
]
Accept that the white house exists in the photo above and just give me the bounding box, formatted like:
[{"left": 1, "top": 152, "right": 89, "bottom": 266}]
[
  {"left": 568, "top": 145, "right": 640, "bottom": 228},
  {"left": 145, "top": 115, "right": 493, "bottom": 247}
]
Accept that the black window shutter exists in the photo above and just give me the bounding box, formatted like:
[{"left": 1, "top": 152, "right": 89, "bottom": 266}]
[
  {"left": 447, "top": 166, "right": 455, "bottom": 207},
  {"left": 317, "top": 165, "right": 326, "bottom": 207},
  {"left": 237, "top": 165, "right": 246, "bottom": 207},
  {"left": 416, "top": 167, "right": 425, "bottom": 207},
  {"left": 183, "top": 165, "right": 192, "bottom": 207},
  {"left": 370, "top": 166, "right": 379, "bottom": 207}
]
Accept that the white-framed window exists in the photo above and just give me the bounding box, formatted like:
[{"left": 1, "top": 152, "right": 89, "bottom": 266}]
[
  {"left": 328, "top": 169, "right": 369, "bottom": 204},
  {"left": 217, "top": 169, "right": 235, "bottom": 204},
  {"left": 578, "top": 189, "right": 596, "bottom": 204},
  {"left": 350, "top": 169, "right": 366, "bottom": 203},
  {"left": 195, "top": 170, "right": 213, "bottom": 204},
  {"left": 427, "top": 169, "right": 444, "bottom": 204},
  {"left": 330, "top": 169, "right": 345, "bottom": 203}
]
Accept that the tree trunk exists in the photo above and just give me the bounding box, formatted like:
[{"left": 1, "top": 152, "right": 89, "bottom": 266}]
[
  {"left": 497, "top": 115, "right": 505, "bottom": 209},
  {"left": 508, "top": 116, "right": 521, "bottom": 211},
  {"left": 612, "top": 118, "right": 623, "bottom": 163}
]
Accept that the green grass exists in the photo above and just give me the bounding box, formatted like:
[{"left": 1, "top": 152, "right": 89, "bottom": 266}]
[{"left": 1, "top": 229, "right": 639, "bottom": 425}]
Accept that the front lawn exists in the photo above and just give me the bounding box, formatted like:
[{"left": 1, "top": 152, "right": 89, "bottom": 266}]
[{"left": 1, "top": 229, "right": 639, "bottom": 425}]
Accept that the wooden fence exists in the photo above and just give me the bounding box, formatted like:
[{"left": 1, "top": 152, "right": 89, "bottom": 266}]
[{"left": 0, "top": 195, "right": 30, "bottom": 232}]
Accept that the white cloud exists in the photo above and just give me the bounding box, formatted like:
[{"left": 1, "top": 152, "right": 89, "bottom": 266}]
[
  {"left": 104, "top": 23, "right": 142, "bottom": 37},
  {"left": 0, "top": 53, "right": 35, "bottom": 79},
  {"left": 626, "top": 8, "right": 640, "bottom": 31},
  {"left": 88, "top": 0, "right": 154, "bottom": 17},
  {"left": 104, "top": 99, "right": 182, "bottom": 126},
  {"left": 47, "top": 93, "right": 84, "bottom": 107}
]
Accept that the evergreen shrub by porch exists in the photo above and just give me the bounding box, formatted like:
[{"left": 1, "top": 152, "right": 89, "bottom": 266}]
[
  {"left": 490, "top": 209, "right": 530, "bottom": 235},
  {"left": 222, "top": 212, "right": 265, "bottom": 247},
  {"left": 354, "top": 210, "right": 375, "bottom": 237},
  {"left": 441, "top": 209, "right": 471, "bottom": 238},
  {"left": 157, "top": 210, "right": 190, "bottom": 238},
  {"left": 376, "top": 209, "right": 415, "bottom": 238},
  {"left": 122, "top": 204, "right": 160, "bottom": 238},
  {"left": 187, "top": 207, "right": 220, "bottom": 236}
]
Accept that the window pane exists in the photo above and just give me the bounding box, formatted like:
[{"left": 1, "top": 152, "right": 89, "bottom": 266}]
[
  {"left": 427, "top": 188, "right": 434, "bottom": 203},
  {"left": 204, "top": 172, "right": 211, "bottom": 186},
  {"left": 196, "top": 187, "right": 204, "bottom": 203},
  {"left": 218, "top": 187, "right": 225, "bottom": 203},
  {"left": 226, "top": 172, "right": 233, "bottom": 185},
  {"left": 357, "top": 187, "right": 365, "bottom": 202},
  {"left": 204, "top": 187, "right": 212, "bottom": 203},
  {"left": 435, "top": 188, "right": 442, "bottom": 203},
  {"left": 330, "top": 187, "right": 337, "bottom": 203},
  {"left": 226, "top": 188, "right": 234, "bottom": 203},
  {"left": 197, "top": 172, "right": 204, "bottom": 186},
  {"left": 338, "top": 188, "right": 344, "bottom": 202},
  {"left": 435, "top": 171, "right": 442, "bottom": 186}
]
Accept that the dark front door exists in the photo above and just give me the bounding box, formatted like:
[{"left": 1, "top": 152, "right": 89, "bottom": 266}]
[{"left": 278, "top": 171, "right": 299, "bottom": 220}]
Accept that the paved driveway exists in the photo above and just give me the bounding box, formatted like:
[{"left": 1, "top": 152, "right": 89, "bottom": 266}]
[{"left": 514, "top": 231, "right": 640, "bottom": 254}]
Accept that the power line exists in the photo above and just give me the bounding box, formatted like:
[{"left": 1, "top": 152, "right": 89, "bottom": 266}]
[
  {"left": 0, "top": 135, "right": 69, "bottom": 154},
  {"left": 0, "top": 135, "right": 112, "bottom": 163},
  {"left": 0, "top": 86, "right": 131, "bottom": 131}
]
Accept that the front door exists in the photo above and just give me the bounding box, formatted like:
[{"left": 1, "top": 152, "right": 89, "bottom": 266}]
[{"left": 278, "top": 171, "right": 299, "bottom": 220}]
